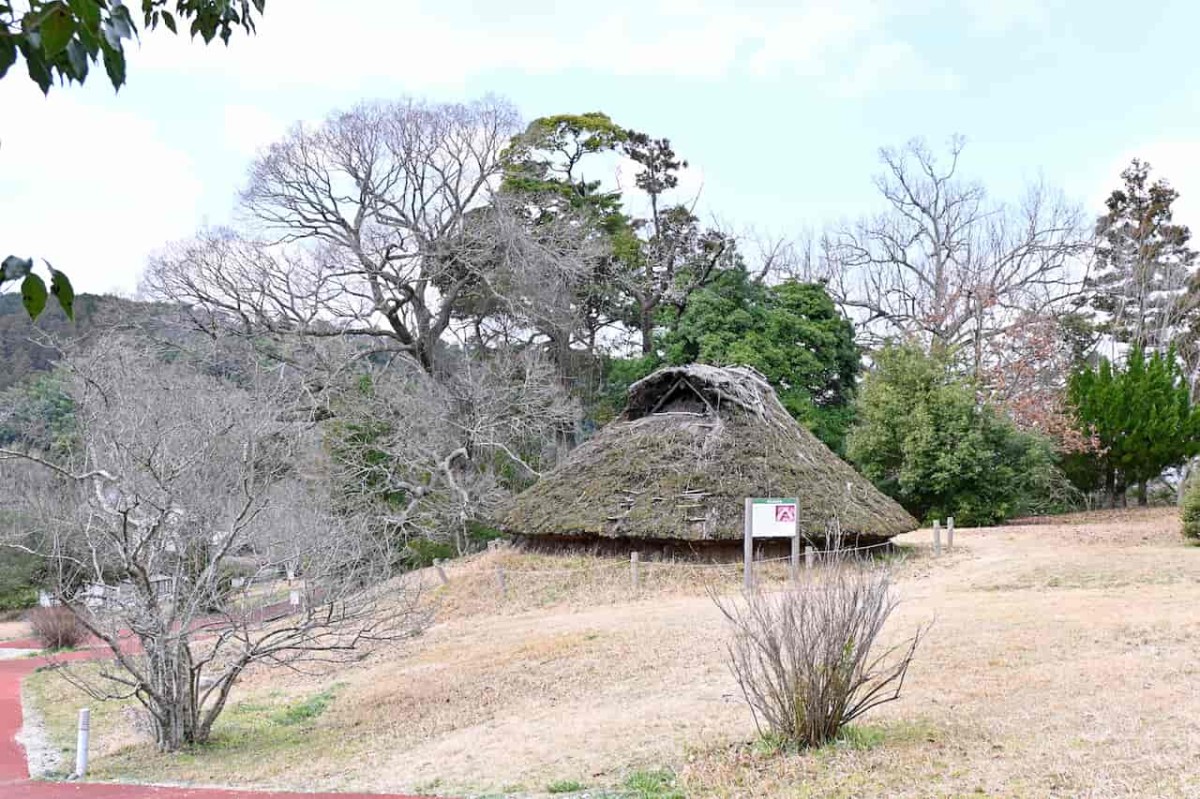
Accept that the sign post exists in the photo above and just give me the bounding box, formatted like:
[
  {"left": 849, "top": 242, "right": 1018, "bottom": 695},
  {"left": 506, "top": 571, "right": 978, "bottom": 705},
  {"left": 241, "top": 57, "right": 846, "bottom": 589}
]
[
  {"left": 790, "top": 523, "right": 801, "bottom": 582},
  {"left": 744, "top": 497, "right": 800, "bottom": 590},
  {"left": 743, "top": 498, "right": 753, "bottom": 591}
]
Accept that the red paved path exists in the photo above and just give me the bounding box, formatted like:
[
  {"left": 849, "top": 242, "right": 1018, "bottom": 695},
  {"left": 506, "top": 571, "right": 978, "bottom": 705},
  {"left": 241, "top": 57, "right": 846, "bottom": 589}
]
[{"left": 0, "top": 640, "right": 433, "bottom": 798}]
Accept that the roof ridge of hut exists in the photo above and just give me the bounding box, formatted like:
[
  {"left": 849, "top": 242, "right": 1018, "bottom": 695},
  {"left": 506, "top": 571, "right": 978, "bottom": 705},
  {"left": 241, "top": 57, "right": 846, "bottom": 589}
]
[{"left": 624, "top": 363, "right": 779, "bottom": 422}]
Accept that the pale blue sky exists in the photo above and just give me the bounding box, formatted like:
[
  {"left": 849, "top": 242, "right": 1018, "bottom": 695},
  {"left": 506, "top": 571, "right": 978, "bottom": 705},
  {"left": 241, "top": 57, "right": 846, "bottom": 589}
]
[{"left": 3, "top": 0, "right": 1199, "bottom": 294}]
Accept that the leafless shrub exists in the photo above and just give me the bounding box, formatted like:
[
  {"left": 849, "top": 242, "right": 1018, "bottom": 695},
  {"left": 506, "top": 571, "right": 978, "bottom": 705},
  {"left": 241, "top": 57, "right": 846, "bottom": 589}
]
[
  {"left": 27, "top": 606, "right": 88, "bottom": 650},
  {"left": 713, "top": 561, "right": 924, "bottom": 748}
]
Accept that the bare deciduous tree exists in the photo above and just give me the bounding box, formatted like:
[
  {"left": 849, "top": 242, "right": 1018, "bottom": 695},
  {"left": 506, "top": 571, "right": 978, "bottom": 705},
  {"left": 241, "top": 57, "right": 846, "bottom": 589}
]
[
  {"left": 0, "top": 335, "right": 426, "bottom": 751},
  {"left": 143, "top": 97, "right": 525, "bottom": 376},
  {"left": 329, "top": 347, "right": 578, "bottom": 555},
  {"left": 825, "top": 137, "right": 1089, "bottom": 376},
  {"left": 713, "top": 560, "right": 924, "bottom": 748}
]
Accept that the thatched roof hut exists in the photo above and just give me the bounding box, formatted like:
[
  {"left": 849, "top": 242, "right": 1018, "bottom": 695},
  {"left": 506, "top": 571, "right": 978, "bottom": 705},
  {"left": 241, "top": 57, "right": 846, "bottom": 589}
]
[{"left": 500, "top": 365, "right": 917, "bottom": 548}]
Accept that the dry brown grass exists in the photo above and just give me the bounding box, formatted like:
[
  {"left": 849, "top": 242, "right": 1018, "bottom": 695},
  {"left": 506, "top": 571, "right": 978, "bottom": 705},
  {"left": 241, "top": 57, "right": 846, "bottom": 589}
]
[
  {"left": 25, "top": 508, "right": 1200, "bottom": 798},
  {"left": 0, "top": 618, "right": 30, "bottom": 641},
  {"left": 427, "top": 547, "right": 810, "bottom": 620}
]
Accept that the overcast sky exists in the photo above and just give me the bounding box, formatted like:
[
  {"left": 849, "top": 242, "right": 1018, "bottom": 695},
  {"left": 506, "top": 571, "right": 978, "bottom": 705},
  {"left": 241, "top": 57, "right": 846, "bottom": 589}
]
[{"left": 2, "top": 0, "right": 1199, "bottom": 295}]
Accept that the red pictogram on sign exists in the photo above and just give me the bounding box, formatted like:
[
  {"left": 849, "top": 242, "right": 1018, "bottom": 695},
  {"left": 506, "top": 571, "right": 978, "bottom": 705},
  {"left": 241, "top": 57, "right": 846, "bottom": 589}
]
[{"left": 775, "top": 504, "right": 796, "bottom": 523}]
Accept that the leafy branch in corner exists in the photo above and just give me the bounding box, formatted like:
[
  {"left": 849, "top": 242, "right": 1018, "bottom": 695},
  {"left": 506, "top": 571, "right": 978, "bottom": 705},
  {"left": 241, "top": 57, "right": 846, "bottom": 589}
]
[
  {"left": 0, "top": 0, "right": 266, "bottom": 94},
  {"left": 0, "top": 255, "right": 75, "bottom": 320}
]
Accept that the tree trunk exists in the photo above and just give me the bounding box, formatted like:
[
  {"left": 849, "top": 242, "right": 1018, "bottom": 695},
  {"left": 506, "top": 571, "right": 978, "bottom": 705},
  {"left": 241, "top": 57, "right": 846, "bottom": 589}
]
[
  {"left": 1137, "top": 481, "right": 1149, "bottom": 507},
  {"left": 640, "top": 309, "right": 655, "bottom": 356},
  {"left": 153, "top": 698, "right": 201, "bottom": 751},
  {"left": 1105, "top": 464, "right": 1117, "bottom": 509},
  {"left": 145, "top": 645, "right": 203, "bottom": 751}
]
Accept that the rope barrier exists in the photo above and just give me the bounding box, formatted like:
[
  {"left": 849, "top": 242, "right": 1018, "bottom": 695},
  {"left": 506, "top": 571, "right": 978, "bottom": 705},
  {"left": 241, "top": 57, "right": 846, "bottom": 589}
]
[{"left": 439, "top": 541, "right": 900, "bottom": 583}]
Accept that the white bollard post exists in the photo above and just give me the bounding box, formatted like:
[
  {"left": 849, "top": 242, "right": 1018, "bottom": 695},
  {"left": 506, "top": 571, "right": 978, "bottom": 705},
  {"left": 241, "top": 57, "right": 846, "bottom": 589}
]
[
  {"left": 947, "top": 516, "right": 955, "bottom": 549},
  {"left": 630, "top": 551, "right": 640, "bottom": 593},
  {"left": 805, "top": 544, "right": 815, "bottom": 570},
  {"left": 75, "top": 707, "right": 90, "bottom": 778},
  {"left": 933, "top": 519, "right": 942, "bottom": 557}
]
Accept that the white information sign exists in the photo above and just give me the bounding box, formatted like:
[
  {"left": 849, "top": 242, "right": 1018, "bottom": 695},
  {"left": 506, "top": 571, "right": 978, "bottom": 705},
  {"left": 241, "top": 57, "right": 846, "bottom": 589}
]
[{"left": 750, "top": 497, "right": 799, "bottom": 538}]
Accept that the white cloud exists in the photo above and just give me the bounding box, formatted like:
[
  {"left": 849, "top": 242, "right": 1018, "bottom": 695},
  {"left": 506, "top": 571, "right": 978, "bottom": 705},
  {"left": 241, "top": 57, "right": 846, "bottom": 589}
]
[
  {"left": 959, "top": 0, "right": 1051, "bottom": 33},
  {"left": 833, "top": 39, "right": 961, "bottom": 98},
  {"left": 127, "top": 0, "right": 959, "bottom": 97},
  {"left": 0, "top": 0, "right": 972, "bottom": 297},
  {"left": 222, "top": 105, "right": 286, "bottom": 156},
  {"left": 0, "top": 82, "right": 203, "bottom": 295}
]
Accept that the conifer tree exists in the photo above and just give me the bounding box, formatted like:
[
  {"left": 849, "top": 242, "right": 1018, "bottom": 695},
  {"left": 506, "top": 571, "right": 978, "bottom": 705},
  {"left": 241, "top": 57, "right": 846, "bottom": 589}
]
[
  {"left": 1086, "top": 160, "right": 1197, "bottom": 356},
  {"left": 1068, "top": 346, "right": 1200, "bottom": 506}
]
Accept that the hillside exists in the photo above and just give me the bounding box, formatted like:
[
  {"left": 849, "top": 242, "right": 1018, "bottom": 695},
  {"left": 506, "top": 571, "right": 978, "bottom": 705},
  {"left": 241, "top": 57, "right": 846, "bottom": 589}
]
[
  {"left": 0, "top": 292, "right": 164, "bottom": 391},
  {"left": 17, "top": 509, "right": 1200, "bottom": 798}
]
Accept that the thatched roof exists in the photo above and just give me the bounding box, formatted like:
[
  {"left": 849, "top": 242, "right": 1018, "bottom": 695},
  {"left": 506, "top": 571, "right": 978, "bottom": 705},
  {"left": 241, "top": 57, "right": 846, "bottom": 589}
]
[{"left": 500, "top": 365, "right": 917, "bottom": 544}]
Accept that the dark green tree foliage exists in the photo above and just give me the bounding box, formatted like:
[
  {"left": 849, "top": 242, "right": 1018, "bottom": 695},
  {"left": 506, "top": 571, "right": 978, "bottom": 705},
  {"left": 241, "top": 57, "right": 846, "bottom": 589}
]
[
  {"left": 1181, "top": 477, "right": 1200, "bottom": 541},
  {"left": 661, "top": 269, "right": 859, "bottom": 451},
  {"left": 847, "top": 344, "right": 1062, "bottom": 526},
  {"left": 0, "top": 540, "right": 42, "bottom": 611},
  {"left": 0, "top": 0, "right": 264, "bottom": 94},
  {"left": 591, "top": 354, "right": 660, "bottom": 426},
  {"left": 501, "top": 112, "right": 630, "bottom": 226},
  {"left": 0, "top": 372, "right": 74, "bottom": 613},
  {"left": 0, "top": 373, "right": 75, "bottom": 452},
  {"left": 1068, "top": 346, "right": 1200, "bottom": 506}
]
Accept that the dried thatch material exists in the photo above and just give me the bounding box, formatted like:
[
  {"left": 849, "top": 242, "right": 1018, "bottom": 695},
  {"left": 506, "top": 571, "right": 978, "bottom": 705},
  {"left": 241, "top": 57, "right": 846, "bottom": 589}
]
[{"left": 500, "top": 365, "right": 917, "bottom": 546}]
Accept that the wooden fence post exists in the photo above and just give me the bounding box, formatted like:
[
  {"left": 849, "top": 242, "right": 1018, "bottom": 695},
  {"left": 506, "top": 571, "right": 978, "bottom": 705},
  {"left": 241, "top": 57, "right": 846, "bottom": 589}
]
[
  {"left": 630, "top": 551, "right": 640, "bottom": 593},
  {"left": 933, "top": 520, "right": 942, "bottom": 557},
  {"left": 805, "top": 544, "right": 815, "bottom": 570},
  {"left": 496, "top": 566, "right": 506, "bottom": 599},
  {"left": 743, "top": 498, "right": 753, "bottom": 592},
  {"left": 947, "top": 516, "right": 955, "bottom": 549}
]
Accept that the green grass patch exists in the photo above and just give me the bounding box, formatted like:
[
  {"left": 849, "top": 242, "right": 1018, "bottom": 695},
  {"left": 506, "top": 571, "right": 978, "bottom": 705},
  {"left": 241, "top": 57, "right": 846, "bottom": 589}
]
[
  {"left": 876, "top": 542, "right": 918, "bottom": 565},
  {"left": 829, "top": 724, "right": 888, "bottom": 751},
  {"left": 271, "top": 684, "right": 344, "bottom": 726},
  {"left": 621, "top": 769, "right": 685, "bottom": 799},
  {"left": 547, "top": 778, "right": 585, "bottom": 793},
  {"left": 24, "top": 662, "right": 357, "bottom": 783},
  {"left": 750, "top": 719, "right": 938, "bottom": 759}
]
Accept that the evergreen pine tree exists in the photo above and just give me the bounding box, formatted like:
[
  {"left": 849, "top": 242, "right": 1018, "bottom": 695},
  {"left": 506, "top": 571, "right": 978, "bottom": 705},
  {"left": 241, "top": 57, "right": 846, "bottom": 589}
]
[{"left": 1086, "top": 159, "right": 1197, "bottom": 355}]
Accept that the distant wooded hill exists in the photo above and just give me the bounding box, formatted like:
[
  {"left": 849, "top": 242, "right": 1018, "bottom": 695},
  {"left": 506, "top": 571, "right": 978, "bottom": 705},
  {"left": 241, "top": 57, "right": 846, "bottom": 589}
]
[{"left": 0, "top": 293, "right": 160, "bottom": 391}]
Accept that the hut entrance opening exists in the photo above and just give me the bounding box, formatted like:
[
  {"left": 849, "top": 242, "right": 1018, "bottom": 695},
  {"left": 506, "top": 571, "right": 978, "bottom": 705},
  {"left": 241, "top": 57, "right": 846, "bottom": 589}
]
[{"left": 631, "top": 378, "right": 716, "bottom": 419}]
